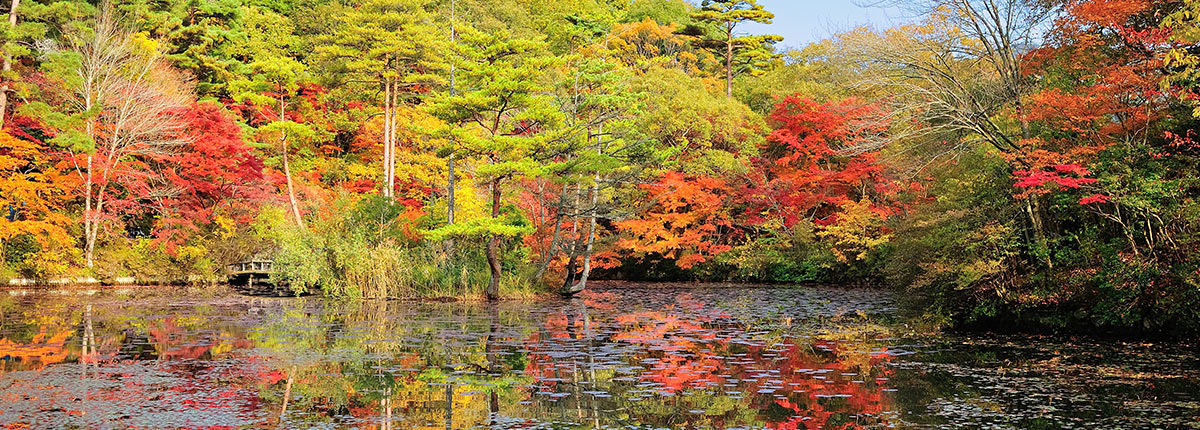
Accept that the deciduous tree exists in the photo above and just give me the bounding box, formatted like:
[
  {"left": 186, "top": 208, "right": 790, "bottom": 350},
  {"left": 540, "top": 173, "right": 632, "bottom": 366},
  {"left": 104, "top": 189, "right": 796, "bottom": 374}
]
[
  {"left": 22, "top": 11, "right": 190, "bottom": 268},
  {"left": 0, "top": 130, "right": 72, "bottom": 252},
  {"left": 150, "top": 102, "right": 266, "bottom": 248},
  {"left": 614, "top": 171, "right": 735, "bottom": 270}
]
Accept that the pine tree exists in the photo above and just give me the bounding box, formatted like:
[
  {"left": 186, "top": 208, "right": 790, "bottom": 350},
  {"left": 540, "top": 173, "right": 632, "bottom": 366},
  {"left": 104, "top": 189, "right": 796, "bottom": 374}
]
[
  {"left": 427, "top": 27, "right": 562, "bottom": 300},
  {"left": 314, "top": 0, "right": 446, "bottom": 199},
  {"left": 680, "top": 0, "right": 782, "bottom": 97}
]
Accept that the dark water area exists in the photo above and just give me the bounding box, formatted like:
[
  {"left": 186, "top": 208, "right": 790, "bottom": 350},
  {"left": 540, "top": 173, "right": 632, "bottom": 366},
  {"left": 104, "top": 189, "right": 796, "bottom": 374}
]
[{"left": 1, "top": 285, "right": 1197, "bottom": 429}]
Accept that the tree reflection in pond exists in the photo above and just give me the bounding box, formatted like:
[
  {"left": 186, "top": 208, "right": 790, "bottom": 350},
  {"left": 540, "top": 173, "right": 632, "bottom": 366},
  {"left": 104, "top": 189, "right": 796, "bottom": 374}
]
[{"left": 0, "top": 286, "right": 1197, "bottom": 429}]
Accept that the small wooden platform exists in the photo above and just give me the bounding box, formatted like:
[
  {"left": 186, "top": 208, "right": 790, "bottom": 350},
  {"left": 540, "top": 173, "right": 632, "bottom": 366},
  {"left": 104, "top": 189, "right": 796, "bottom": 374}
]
[{"left": 228, "top": 259, "right": 291, "bottom": 296}]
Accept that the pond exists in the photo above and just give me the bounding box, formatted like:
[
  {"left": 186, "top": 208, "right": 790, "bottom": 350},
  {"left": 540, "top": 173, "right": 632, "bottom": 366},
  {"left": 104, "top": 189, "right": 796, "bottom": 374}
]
[{"left": 1, "top": 284, "right": 1197, "bottom": 429}]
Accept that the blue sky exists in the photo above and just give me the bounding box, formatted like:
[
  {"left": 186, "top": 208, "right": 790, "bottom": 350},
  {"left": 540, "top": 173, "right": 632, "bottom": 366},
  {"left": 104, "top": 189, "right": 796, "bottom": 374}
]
[{"left": 735, "top": 1, "right": 908, "bottom": 49}]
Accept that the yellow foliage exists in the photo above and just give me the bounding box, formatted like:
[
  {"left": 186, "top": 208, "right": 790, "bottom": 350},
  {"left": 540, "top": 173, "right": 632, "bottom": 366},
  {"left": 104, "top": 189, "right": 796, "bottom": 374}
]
[
  {"left": 0, "top": 131, "right": 74, "bottom": 249},
  {"left": 129, "top": 31, "right": 160, "bottom": 56},
  {"left": 214, "top": 214, "right": 237, "bottom": 239},
  {"left": 1164, "top": 0, "right": 1200, "bottom": 118},
  {"left": 817, "top": 199, "right": 893, "bottom": 263},
  {"left": 591, "top": 18, "right": 716, "bottom": 75},
  {"left": 176, "top": 245, "right": 208, "bottom": 261}
]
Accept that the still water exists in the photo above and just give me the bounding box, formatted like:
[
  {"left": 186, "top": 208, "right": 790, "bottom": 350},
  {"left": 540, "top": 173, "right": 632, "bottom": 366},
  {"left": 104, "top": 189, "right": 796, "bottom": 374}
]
[{"left": 0, "top": 285, "right": 1197, "bottom": 429}]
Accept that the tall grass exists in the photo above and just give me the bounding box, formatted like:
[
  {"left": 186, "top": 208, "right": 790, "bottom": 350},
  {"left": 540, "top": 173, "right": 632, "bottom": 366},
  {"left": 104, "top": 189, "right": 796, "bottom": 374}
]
[{"left": 260, "top": 196, "right": 548, "bottom": 300}]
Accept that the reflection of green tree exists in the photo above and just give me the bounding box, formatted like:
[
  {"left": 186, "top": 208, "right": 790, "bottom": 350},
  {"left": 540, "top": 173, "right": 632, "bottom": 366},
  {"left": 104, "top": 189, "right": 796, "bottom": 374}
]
[{"left": 247, "top": 299, "right": 539, "bottom": 427}]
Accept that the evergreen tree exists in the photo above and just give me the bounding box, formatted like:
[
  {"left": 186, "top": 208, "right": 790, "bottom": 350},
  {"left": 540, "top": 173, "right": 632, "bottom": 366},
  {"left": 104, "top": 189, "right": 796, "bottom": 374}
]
[
  {"left": 427, "top": 27, "right": 562, "bottom": 300},
  {"left": 314, "top": 0, "right": 446, "bottom": 199},
  {"left": 680, "top": 0, "right": 782, "bottom": 97}
]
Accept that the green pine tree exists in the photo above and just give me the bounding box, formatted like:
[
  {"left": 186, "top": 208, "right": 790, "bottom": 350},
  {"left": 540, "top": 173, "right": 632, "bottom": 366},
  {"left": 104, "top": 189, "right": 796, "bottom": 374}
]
[{"left": 680, "top": 0, "right": 782, "bottom": 97}]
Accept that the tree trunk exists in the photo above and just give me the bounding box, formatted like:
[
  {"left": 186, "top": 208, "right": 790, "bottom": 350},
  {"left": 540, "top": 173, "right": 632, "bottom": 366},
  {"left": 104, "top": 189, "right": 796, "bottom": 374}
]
[
  {"left": 280, "top": 365, "right": 295, "bottom": 421},
  {"left": 533, "top": 211, "right": 564, "bottom": 281},
  {"left": 282, "top": 141, "right": 304, "bottom": 228},
  {"left": 84, "top": 154, "right": 95, "bottom": 268},
  {"left": 86, "top": 193, "right": 104, "bottom": 271},
  {"left": 1016, "top": 99, "right": 1031, "bottom": 141},
  {"left": 444, "top": 154, "right": 455, "bottom": 255},
  {"left": 485, "top": 178, "right": 502, "bottom": 300},
  {"left": 83, "top": 82, "right": 96, "bottom": 268},
  {"left": 382, "top": 79, "right": 393, "bottom": 198},
  {"left": 568, "top": 185, "right": 598, "bottom": 295},
  {"left": 535, "top": 183, "right": 575, "bottom": 280},
  {"left": 444, "top": 3, "right": 457, "bottom": 257},
  {"left": 387, "top": 80, "right": 397, "bottom": 197},
  {"left": 280, "top": 101, "right": 304, "bottom": 228},
  {"left": 443, "top": 379, "right": 453, "bottom": 430},
  {"left": 0, "top": 0, "right": 18, "bottom": 129},
  {"left": 1025, "top": 196, "right": 1050, "bottom": 267},
  {"left": 561, "top": 186, "right": 583, "bottom": 288},
  {"left": 725, "top": 27, "right": 734, "bottom": 98},
  {"left": 568, "top": 134, "right": 603, "bottom": 295}
]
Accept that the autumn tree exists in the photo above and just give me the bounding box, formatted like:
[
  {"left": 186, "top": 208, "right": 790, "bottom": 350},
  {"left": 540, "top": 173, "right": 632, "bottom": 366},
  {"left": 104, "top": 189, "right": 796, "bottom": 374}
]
[
  {"left": 149, "top": 102, "right": 266, "bottom": 249},
  {"left": 743, "top": 96, "right": 899, "bottom": 233},
  {"left": 0, "top": 131, "right": 73, "bottom": 271},
  {"left": 842, "top": 0, "right": 1057, "bottom": 153},
  {"left": 680, "top": 0, "right": 782, "bottom": 97},
  {"left": 839, "top": 0, "right": 1062, "bottom": 259},
  {"left": 613, "top": 171, "right": 735, "bottom": 271},
  {"left": 22, "top": 11, "right": 190, "bottom": 268},
  {"left": 602, "top": 18, "right": 708, "bottom": 75},
  {"left": 1018, "top": 0, "right": 1188, "bottom": 256},
  {"left": 883, "top": 0, "right": 1200, "bottom": 329},
  {"left": 1164, "top": 0, "right": 1200, "bottom": 118}
]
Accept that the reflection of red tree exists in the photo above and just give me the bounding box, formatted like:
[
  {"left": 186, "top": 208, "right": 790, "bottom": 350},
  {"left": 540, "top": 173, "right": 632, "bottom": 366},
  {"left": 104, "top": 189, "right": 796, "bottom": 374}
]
[
  {"left": 759, "top": 341, "right": 894, "bottom": 430},
  {"left": 147, "top": 318, "right": 251, "bottom": 360},
  {"left": 576, "top": 290, "right": 618, "bottom": 310},
  {"left": 149, "top": 318, "right": 212, "bottom": 359},
  {"left": 613, "top": 309, "right": 724, "bottom": 393},
  {"left": 515, "top": 292, "right": 898, "bottom": 428},
  {"left": 521, "top": 314, "right": 580, "bottom": 393},
  {"left": 607, "top": 294, "right": 895, "bottom": 429},
  {"left": 2, "top": 350, "right": 273, "bottom": 428}
]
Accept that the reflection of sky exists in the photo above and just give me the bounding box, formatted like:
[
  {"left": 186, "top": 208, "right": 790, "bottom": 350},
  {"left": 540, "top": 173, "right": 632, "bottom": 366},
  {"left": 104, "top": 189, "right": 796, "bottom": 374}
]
[{"left": 728, "top": 0, "right": 909, "bottom": 49}]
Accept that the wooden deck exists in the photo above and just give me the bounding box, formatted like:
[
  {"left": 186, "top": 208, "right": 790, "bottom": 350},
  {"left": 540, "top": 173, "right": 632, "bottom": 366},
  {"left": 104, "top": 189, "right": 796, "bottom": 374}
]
[{"left": 227, "top": 259, "right": 292, "bottom": 296}]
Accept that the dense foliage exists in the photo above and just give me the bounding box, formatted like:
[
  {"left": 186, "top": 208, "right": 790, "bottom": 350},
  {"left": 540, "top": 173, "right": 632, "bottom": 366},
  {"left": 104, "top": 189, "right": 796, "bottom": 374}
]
[{"left": 1, "top": 0, "right": 1197, "bottom": 331}]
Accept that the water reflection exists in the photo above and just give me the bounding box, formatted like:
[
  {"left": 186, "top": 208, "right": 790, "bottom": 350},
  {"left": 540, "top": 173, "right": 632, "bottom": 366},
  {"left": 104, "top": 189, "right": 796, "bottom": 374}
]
[{"left": 0, "top": 287, "right": 1197, "bottom": 429}]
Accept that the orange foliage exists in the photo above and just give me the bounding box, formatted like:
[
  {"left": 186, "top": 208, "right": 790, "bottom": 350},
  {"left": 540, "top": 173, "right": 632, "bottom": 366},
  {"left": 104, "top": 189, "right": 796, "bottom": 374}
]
[
  {"left": 0, "top": 131, "right": 73, "bottom": 247},
  {"left": 614, "top": 172, "right": 735, "bottom": 269},
  {"left": 0, "top": 328, "right": 73, "bottom": 369}
]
